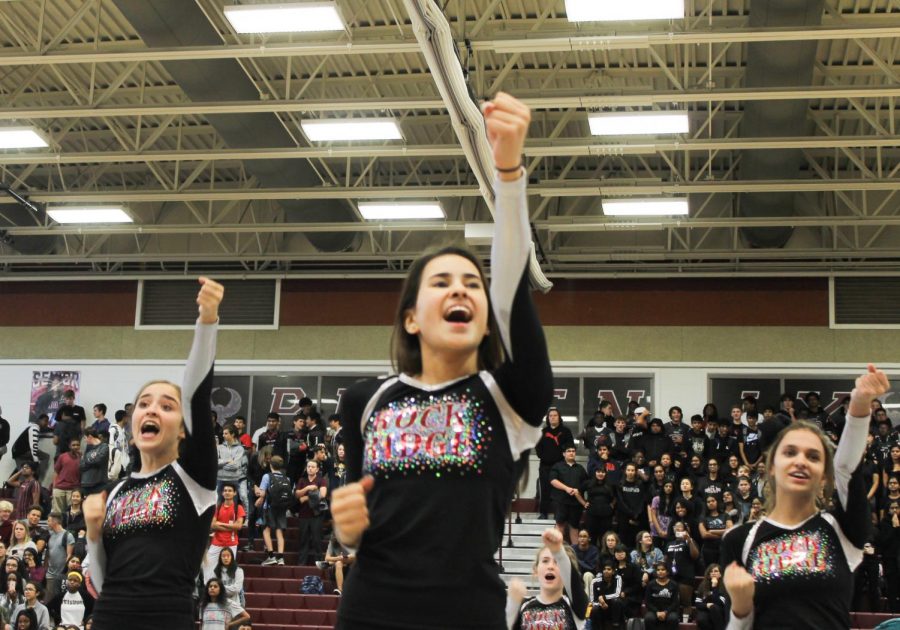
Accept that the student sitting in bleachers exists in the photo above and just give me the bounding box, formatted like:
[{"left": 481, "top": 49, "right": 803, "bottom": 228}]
[{"left": 199, "top": 577, "right": 249, "bottom": 630}]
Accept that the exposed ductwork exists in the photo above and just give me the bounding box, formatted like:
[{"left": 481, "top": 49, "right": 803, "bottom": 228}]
[
  {"left": 738, "top": 0, "right": 825, "bottom": 248},
  {"left": 110, "top": 0, "right": 358, "bottom": 252}
]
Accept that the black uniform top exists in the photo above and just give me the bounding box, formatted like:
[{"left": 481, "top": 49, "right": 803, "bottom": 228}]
[
  {"left": 551, "top": 461, "right": 589, "bottom": 505},
  {"left": 88, "top": 321, "right": 217, "bottom": 629},
  {"left": 720, "top": 414, "right": 870, "bottom": 630},
  {"left": 338, "top": 177, "right": 553, "bottom": 630},
  {"left": 507, "top": 547, "right": 586, "bottom": 630},
  {"left": 536, "top": 424, "right": 575, "bottom": 466},
  {"left": 644, "top": 579, "right": 680, "bottom": 614}
]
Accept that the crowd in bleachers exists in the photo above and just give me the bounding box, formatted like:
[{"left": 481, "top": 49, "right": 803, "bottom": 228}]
[
  {"left": 0, "top": 392, "right": 351, "bottom": 630},
  {"left": 532, "top": 395, "right": 900, "bottom": 630},
  {"left": 0, "top": 388, "right": 897, "bottom": 630}
]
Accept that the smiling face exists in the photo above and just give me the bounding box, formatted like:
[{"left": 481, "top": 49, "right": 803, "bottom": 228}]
[
  {"left": 133, "top": 381, "right": 184, "bottom": 462},
  {"left": 404, "top": 254, "right": 489, "bottom": 368},
  {"left": 533, "top": 548, "right": 563, "bottom": 595},
  {"left": 770, "top": 428, "right": 827, "bottom": 504}
]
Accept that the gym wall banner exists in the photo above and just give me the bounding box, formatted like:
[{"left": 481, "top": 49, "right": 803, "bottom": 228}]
[
  {"left": 30, "top": 370, "right": 80, "bottom": 425},
  {"left": 710, "top": 377, "right": 855, "bottom": 418},
  {"left": 210, "top": 375, "right": 251, "bottom": 427},
  {"left": 581, "top": 377, "right": 654, "bottom": 423}
]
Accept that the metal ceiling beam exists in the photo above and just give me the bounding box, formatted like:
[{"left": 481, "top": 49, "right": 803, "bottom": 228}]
[
  {"left": 0, "top": 26, "right": 896, "bottom": 66},
  {"left": 21, "top": 178, "right": 899, "bottom": 203},
  {"left": 5, "top": 215, "right": 900, "bottom": 237},
  {"left": 1, "top": 136, "right": 897, "bottom": 165},
  {"left": 2, "top": 86, "right": 899, "bottom": 120}
]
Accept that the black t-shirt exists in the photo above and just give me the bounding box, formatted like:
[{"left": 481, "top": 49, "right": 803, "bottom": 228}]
[
  {"left": 697, "top": 476, "right": 727, "bottom": 503},
  {"left": 337, "top": 177, "right": 553, "bottom": 630},
  {"left": 720, "top": 415, "right": 871, "bottom": 630},
  {"left": 645, "top": 579, "right": 679, "bottom": 613},
  {"left": 701, "top": 514, "right": 729, "bottom": 552},
  {"left": 513, "top": 597, "right": 577, "bottom": 630},
  {"left": 551, "top": 461, "right": 589, "bottom": 505},
  {"left": 89, "top": 322, "right": 217, "bottom": 628},
  {"left": 665, "top": 538, "right": 696, "bottom": 582},
  {"left": 741, "top": 428, "right": 762, "bottom": 464}
]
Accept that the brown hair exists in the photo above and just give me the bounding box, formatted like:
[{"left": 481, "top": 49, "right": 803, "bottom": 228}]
[
  {"left": 390, "top": 245, "right": 503, "bottom": 376},
  {"left": 763, "top": 420, "right": 835, "bottom": 513}
]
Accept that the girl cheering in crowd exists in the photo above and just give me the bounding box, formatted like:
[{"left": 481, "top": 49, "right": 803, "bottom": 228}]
[
  {"left": 331, "top": 93, "right": 553, "bottom": 630},
  {"left": 83, "top": 278, "right": 224, "bottom": 629},
  {"left": 722, "top": 364, "right": 890, "bottom": 629}
]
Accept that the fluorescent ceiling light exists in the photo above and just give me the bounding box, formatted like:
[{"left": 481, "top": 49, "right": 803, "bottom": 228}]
[
  {"left": 0, "top": 127, "right": 48, "bottom": 149},
  {"left": 566, "top": 0, "right": 684, "bottom": 21},
  {"left": 47, "top": 206, "right": 133, "bottom": 224},
  {"left": 589, "top": 111, "right": 689, "bottom": 136},
  {"left": 223, "top": 2, "right": 343, "bottom": 33},
  {"left": 358, "top": 202, "right": 444, "bottom": 221},
  {"left": 301, "top": 118, "right": 402, "bottom": 142},
  {"left": 602, "top": 198, "right": 689, "bottom": 216},
  {"left": 464, "top": 223, "right": 493, "bottom": 245}
]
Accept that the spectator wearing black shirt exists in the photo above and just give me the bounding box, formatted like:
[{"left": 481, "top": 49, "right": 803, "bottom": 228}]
[
  {"left": 877, "top": 500, "right": 900, "bottom": 613},
  {"left": 629, "top": 408, "right": 651, "bottom": 460},
  {"left": 580, "top": 401, "right": 614, "bottom": 454},
  {"left": 687, "top": 415, "right": 711, "bottom": 462},
  {"left": 590, "top": 559, "right": 625, "bottom": 630},
  {"left": 615, "top": 463, "right": 647, "bottom": 549},
  {"left": 727, "top": 405, "right": 746, "bottom": 442},
  {"left": 328, "top": 414, "right": 344, "bottom": 460},
  {"left": 697, "top": 458, "right": 728, "bottom": 505},
  {"left": 644, "top": 561, "right": 680, "bottom": 630},
  {"left": 286, "top": 413, "right": 309, "bottom": 484},
  {"left": 694, "top": 564, "right": 728, "bottom": 630},
  {"left": 550, "top": 446, "right": 588, "bottom": 544},
  {"left": 803, "top": 392, "right": 829, "bottom": 428},
  {"left": 305, "top": 412, "right": 327, "bottom": 459},
  {"left": 665, "top": 407, "right": 688, "bottom": 461},
  {"left": 642, "top": 419, "right": 672, "bottom": 468},
  {"left": 699, "top": 496, "right": 732, "bottom": 568},
  {"left": 581, "top": 468, "right": 615, "bottom": 545},
  {"left": 613, "top": 544, "right": 643, "bottom": 618},
  {"left": 608, "top": 417, "right": 631, "bottom": 465},
  {"left": 256, "top": 413, "right": 288, "bottom": 460},
  {"left": 709, "top": 423, "right": 738, "bottom": 467},
  {"left": 535, "top": 408, "right": 574, "bottom": 519},
  {"left": 56, "top": 391, "right": 86, "bottom": 431},
  {"left": 79, "top": 429, "right": 109, "bottom": 497},
  {"left": 665, "top": 520, "right": 699, "bottom": 609},
  {"left": 53, "top": 410, "right": 82, "bottom": 460},
  {"left": 294, "top": 459, "right": 328, "bottom": 566},
  {"left": 0, "top": 407, "right": 10, "bottom": 465},
  {"left": 739, "top": 413, "right": 763, "bottom": 468}
]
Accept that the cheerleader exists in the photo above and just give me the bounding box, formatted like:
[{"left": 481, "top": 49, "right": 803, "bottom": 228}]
[
  {"left": 507, "top": 528, "right": 587, "bottom": 630},
  {"left": 83, "top": 278, "right": 224, "bottom": 629},
  {"left": 330, "top": 92, "right": 554, "bottom": 629},
  {"left": 722, "top": 364, "right": 890, "bottom": 629}
]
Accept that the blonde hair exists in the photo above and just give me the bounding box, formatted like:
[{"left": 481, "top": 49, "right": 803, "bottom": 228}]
[
  {"left": 763, "top": 420, "right": 835, "bottom": 513},
  {"left": 530, "top": 544, "right": 578, "bottom": 574},
  {"left": 12, "top": 520, "right": 31, "bottom": 545},
  {"left": 0, "top": 501, "right": 13, "bottom": 513}
]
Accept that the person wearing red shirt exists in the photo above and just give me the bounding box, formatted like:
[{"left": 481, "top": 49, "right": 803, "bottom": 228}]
[
  {"left": 52, "top": 438, "right": 82, "bottom": 514},
  {"left": 204, "top": 482, "right": 245, "bottom": 582}
]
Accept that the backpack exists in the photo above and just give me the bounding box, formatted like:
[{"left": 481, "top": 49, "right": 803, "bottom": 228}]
[
  {"left": 300, "top": 575, "right": 323, "bottom": 595},
  {"left": 267, "top": 472, "right": 293, "bottom": 509}
]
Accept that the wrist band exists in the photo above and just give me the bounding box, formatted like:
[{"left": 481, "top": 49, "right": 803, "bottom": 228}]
[{"left": 495, "top": 162, "right": 524, "bottom": 173}]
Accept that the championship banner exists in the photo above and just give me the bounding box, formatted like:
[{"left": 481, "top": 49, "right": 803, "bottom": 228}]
[{"left": 30, "top": 370, "right": 80, "bottom": 424}]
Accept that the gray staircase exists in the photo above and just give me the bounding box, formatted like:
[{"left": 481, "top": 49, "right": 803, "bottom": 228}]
[{"left": 495, "top": 513, "right": 556, "bottom": 594}]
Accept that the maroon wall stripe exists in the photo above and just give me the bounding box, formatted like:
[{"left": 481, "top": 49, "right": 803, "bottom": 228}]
[{"left": 0, "top": 278, "right": 828, "bottom": 327}]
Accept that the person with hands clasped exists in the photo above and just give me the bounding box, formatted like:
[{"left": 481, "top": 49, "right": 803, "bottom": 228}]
[
  {"left": 507, "top": 528, "right": 587, "bottom": 630},
  {"left": 83, "top": 278, "right": 224, "bottom": 630},
  {"left": 721, "top": 364, "right": 891, "bottom": 630},
  {"left": 330, "top": 93, "right": 553, "bottom": 630}
]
